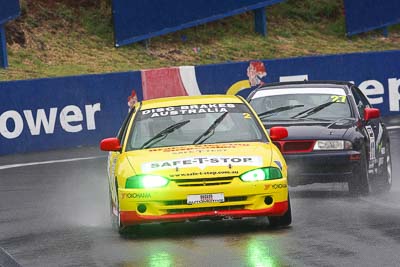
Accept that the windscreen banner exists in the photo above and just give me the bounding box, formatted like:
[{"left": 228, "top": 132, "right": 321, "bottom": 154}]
[
  {"left": 0, "top": 50, "right": 399, "bottom": 155},
  {"left": 344, "top": 0, "right": 400, "bottom": 36},
  {"left": 112, "top": 0, "right": 284, "bottom": 47}
]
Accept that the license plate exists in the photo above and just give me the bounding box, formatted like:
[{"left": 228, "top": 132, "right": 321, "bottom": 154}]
[{"left": 187, "top": 193, "right": 225, "bottom": 205}]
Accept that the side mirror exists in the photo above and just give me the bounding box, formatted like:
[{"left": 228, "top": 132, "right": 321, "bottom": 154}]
[
  {"left": 269, "top": 126, "right": 288, "bottom": 141},
  {"left": 100, "top": 138, "right": 122, "bottom": 151},
  {"left": 364, "top": 108, "right": 380, "bottom": 122}
]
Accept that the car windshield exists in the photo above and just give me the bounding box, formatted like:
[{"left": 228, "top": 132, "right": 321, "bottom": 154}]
[
  {"left": 249, "top": 87, "right": 353, "bottom": 121},
  {"left": 127, "top": 103, "right": 266, "bottom": 150}
]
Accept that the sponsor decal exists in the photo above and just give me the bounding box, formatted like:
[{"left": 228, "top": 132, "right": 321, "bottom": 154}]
[
  {"left": 227, "top": 61, "right": 267, "bottom": 95},
  {"left": 169, "top": 170, "right": 239, "bottom": 178},
  {"left": 376, "top": 123, "right": 383, "bottom": 149},
  {"left": 148, "top": 143, "right": 250, "bottom": 153},
  {"left": 0, "top": 103, "right": 101, "bottom": 139},
  {"left": 264, "top": 184, "right": 271, "bottom": 190},
  {"left": 121, "top": 192, "right": 151, "bottom": 199},
  {"left": 272, "top": 184, "right": 287, "bottom": 189},
  {"left": 141, "top": 103, "right": 236, "bottom": 118},
  {"left": 142, "top": 156, "right": 263, "bottom": 172},
  {"left": 365, "top": 125, "right": 376, "bottom": 161}
]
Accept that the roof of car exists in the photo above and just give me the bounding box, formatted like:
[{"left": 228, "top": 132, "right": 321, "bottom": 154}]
[
  {"left": 257, "top": 80, "right": 352, "bottom": 89},
  {"left": 248, "top": 80, "right": 353, "bottom": 99},
  {"left": 140, "top": 94, "right": 244, "bottom": 109}
]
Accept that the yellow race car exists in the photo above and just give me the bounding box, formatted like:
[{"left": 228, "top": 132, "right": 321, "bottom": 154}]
[{"left": 100, "top": 95, "right": 291, "bottom": 234}]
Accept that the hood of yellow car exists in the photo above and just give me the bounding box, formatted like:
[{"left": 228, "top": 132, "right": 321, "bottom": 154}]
[{"left": 125, "top": 142, "right": 274, "bottom": 178}]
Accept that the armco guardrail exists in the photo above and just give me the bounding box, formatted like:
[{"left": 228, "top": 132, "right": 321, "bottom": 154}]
[{"left": 0, "top": 50, "right": 399, "bottom": 155}]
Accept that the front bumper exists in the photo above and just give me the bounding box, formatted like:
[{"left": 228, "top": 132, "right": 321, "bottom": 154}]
[
  {"left": 120, "top": 201, "right": 288, "bottom": 225},
  {"left": 284, "top": 150, "right": 360, "bottom": 185},
  {"left": 118, "top": 177, "right": 288, "bottom": 225}
]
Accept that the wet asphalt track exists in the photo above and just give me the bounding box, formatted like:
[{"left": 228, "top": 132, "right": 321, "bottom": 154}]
[{"left": 0, "top": 118, "right": 399, "bottom": 267}]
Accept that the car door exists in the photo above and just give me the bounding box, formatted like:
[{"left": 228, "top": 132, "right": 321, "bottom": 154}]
[
  {"left": 351, "top": 86, "right": 382, "bottom": 173},
  {"left": 107, "top": 107, "right": 136, "bottom": 203}
]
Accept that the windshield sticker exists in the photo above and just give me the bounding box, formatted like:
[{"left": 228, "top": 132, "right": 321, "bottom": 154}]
[
  {"left": 148, "top": 143, "right": 250, "bottom": 154},
  {"left": 330, "top": 95, "right": 346, "bottom": 103},
  {"left": 252, "top": 88, "right": 346, "bottom": 99},
  {"left": 243, "top": 113, "right": 251, "bottom": 119},
  {"left": 141, "top": 104, "right": 236, "bottom": 118},
  {"left": 142, "top": 156, "right": 263, "bottom": 172}
]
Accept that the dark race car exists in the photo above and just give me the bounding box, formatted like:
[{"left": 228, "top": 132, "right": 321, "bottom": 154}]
[{"left": 247, "top": 81, "right": 392, "bottom": 195}]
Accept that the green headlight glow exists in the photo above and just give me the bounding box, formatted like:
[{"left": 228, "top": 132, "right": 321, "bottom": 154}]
[
  {"left": 240, "top": 167, "right": 282, "bottom": 182},
  {"left": 125, "top": 175, "right": 169, "bottom": 188}
]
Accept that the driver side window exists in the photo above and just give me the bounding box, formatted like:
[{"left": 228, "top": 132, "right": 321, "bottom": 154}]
[{"left": 351, "top": 87, "right": 370, "bottom": 118}]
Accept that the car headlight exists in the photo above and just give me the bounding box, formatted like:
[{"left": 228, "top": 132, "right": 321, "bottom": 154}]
[
  {"left": 240, "top": 167, "right": 282, "bottom": 182},
  {"left": 125, "top": 175, "right": 169, "bottom": 188},
  {"left": 313, "top": 140, "right": 352, "bottom": 150}
]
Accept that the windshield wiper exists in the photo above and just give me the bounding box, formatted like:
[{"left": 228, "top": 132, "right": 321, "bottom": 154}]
[
  {"left": 141, "top": 120, "right": 190, "bottom": 149},
  {"left": 193, "top": 112, "right": 228, "bottom": 145},
  {"left": 291, "top": 101, "right": 335, "bottom": 119},
  {"left": 257, "top": 104, "right": 304, "bottom": 119}
]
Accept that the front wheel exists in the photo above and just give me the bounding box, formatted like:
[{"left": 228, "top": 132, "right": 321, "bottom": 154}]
[
  {"left": 348, "top": 149, "right": 371, "bottom": 196},
  {"left": 268, "top": 196, "right": 292, "bottom": 227}
]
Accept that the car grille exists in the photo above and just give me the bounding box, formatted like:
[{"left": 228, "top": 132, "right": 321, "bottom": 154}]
[
  {"left": 274, "top": 140, "right": 315, "bottom": 154},
  {"left": 172, "top": 177, "right": 235, "bottom": 187}
]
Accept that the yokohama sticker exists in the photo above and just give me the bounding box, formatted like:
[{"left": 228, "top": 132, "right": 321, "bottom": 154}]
[{"left": 142, "top": 156, "right": 263, "bottom": 172}]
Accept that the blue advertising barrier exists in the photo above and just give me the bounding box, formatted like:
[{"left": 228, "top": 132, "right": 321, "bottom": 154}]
[
  {"left": 0, "top": 0, "right": 20, "bottom": 68},
  {"left": 344, "top": 0, "right": 400, "bottom": 36},
  {"left": 0, "top": 50, "right": 399, "bottom": 155},
  {"left": 112, "top": 0, "right": 284, "bottom": 47},
  {"left": 196, "top": 50, "right": 400, "bottom": 118},
  {"left": 0, "top": 72, "right": 142, "bottom": 155}
]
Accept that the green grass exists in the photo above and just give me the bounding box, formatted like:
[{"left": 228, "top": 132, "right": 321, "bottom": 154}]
[{"left": 1, "top": 0, "right": 399, "bottom": 81}]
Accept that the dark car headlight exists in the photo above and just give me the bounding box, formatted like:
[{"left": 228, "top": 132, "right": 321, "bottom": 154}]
[
  {"left": 125, "top": 175, "right": 169, "bottom": 188},
  {"left": 313, "top": 140, "right": 352, "bottom": 150},
  {"left": 240, "top": 167, "right": 282, "bottom": 182}
]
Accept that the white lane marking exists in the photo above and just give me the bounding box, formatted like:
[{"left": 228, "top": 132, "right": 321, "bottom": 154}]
[
  {"left": 387, "top": 125, "right": 400, "bottom": 130},
  {"left": 0, "top": 156, "right": 105, "bottom": 170},
  {"left": 0, "top": 247, "right": 22, "bottom": 267}
]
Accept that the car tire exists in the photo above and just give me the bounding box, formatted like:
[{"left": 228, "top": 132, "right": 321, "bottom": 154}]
[
  {"left": 268, "top": 195, "right": 292, "bottom": 227},
  {"left": 348, "top": 149, "right": 371, "bottom": 196},
  {"left": 376, "top": 144, "right": 392, "bottom": 193}
]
